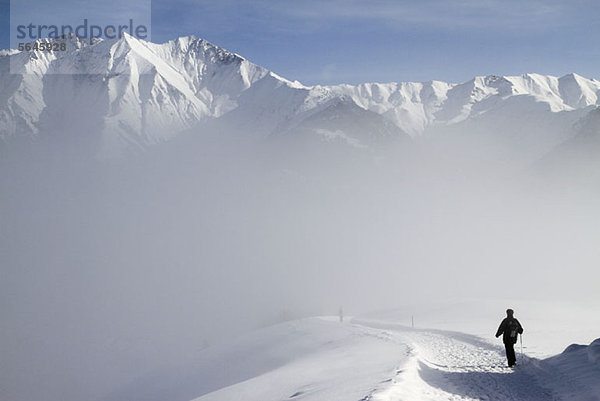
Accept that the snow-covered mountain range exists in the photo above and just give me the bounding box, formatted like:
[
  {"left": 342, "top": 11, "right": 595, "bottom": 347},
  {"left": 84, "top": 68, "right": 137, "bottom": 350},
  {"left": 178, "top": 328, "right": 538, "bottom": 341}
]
[{"left": 2, "top": 33, "right": 600, "bottom": 158}]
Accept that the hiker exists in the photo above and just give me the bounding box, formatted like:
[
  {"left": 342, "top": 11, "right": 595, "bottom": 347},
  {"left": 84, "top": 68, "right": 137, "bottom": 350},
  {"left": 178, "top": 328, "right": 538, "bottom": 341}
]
[{"left": 495, "top": 308, "right": 523, "bottom": 367}]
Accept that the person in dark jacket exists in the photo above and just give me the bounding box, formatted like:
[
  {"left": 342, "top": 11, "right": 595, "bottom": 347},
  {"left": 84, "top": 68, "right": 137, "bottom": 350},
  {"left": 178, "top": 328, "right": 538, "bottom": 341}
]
[{"left": 495, "top": 308, "right": 523, "bottom": 367}]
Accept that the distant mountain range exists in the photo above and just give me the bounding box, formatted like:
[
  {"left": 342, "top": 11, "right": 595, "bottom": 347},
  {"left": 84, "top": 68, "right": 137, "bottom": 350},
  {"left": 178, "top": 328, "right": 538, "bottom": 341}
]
[{"left": 1, "top": 33, "right": 600, "bottom": 160}]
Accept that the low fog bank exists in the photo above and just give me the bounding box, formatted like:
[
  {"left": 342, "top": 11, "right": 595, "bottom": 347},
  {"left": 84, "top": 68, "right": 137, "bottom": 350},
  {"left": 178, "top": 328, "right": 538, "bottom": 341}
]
[
  {"left": 358, "top": 297, "right": 600, "bottom": 359},
  {"left": 1, "top": 128, "right": 599, "bottom": 401}
]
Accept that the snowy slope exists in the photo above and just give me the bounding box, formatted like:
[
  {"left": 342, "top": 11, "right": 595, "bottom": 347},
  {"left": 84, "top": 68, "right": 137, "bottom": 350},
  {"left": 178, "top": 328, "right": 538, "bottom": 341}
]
[
  {"left": 536, "top": 106, "right": 600, "bottom": 182},
  {"left": 2, "top": 35, "right": 600, "bottom": 157},
  {"left": 0, "top": 34, "right": 272, "bottom": 155},
  {"left": 179, "top": 315, "right": 600, "bottom": 401},
  {"left": 323, "top": 73, "right": 600, "bottom": 135},
  {"left": 543, "top": 339, "right": 600, "bottom": 399},
  {"left": 79, "top": 297, "right": 599, "bottom": 401},
  {"left": 98, "top": 317, "right": 409, "bottom": 401},
  {"left": 271, "top": 97, "right": 410, "bottom": 151}
]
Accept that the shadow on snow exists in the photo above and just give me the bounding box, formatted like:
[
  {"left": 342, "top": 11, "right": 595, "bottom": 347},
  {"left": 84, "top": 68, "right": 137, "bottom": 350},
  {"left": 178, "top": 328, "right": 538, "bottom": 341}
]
[{"left": 417, "top": 361, "right": 556, "bottom": 401}]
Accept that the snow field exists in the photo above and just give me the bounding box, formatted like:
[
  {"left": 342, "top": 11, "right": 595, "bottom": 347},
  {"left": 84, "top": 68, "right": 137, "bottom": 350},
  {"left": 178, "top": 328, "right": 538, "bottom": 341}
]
[
  {"left": 192, "top": 318, "right": 410, "bottom": 401},
  {"left": 362, "top": 324, "right": 556, "bottom": 401},
  {"left": 192, "top": 315, "right": 599, "bottom": 401}
]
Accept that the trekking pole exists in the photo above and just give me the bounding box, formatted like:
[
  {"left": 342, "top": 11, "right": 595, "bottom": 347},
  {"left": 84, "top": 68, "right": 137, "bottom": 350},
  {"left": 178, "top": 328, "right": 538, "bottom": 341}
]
[{"left": 520, "top": 334, "right": 523, "bottom": 364}]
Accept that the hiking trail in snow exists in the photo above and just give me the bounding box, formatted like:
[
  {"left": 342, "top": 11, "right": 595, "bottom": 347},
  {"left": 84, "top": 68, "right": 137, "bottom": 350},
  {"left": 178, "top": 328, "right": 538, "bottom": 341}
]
[
  {"left": 191, "top": 317, "right": 599, "bottom": 401},
  {"left": 355, "top": 319, "right": 591, "bottom": 401}
]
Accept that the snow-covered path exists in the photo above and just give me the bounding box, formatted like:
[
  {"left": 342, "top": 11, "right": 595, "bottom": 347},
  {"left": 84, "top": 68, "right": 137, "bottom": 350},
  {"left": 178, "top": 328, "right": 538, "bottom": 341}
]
[{"left": 357, "top": 321, "right": 558, "bottom": 401}]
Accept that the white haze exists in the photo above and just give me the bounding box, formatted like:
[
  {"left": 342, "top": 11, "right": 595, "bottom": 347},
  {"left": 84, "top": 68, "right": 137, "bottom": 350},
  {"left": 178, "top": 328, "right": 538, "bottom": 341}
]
[{"left": 1, "top": 121, "right": 599, "bottom": 401}]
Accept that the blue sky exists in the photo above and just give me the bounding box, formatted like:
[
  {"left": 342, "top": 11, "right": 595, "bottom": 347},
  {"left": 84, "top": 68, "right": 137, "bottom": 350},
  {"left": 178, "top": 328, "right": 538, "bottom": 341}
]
[{"left": 2, "top": 0, "right": 600, "bottom": 84}]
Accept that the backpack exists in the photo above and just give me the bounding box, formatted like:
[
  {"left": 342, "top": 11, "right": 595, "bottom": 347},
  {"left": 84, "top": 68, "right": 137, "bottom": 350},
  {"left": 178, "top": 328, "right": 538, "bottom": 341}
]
[{"left": 507, "top": 319, "right": 519, "bottom": 339}]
